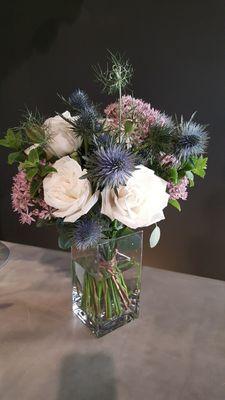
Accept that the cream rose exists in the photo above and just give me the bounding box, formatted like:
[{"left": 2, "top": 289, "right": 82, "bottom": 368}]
[
  {"left": 44, "top": 111, "right": 82, "bottom": 158},
  {"left": 43, "top": 156, "right": 99, "bottom": 223},
  {"left": 101, "top": 165, "right": 169, "bottom": 229}
]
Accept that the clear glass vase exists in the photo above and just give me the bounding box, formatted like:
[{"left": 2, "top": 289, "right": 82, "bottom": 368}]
[{"left": 71, "top": 231, "right": 143, "bottom": 337}]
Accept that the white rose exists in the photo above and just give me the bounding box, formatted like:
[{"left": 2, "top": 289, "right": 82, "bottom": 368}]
[
  {"left": 44, "top": 111, "right": 82, "bottom": 158},
  {"left": 43, "top": 156, "right": 99, "bottom": 223},
  {"left": 101, "top": 165, "right": 169, "bottom": 229}
]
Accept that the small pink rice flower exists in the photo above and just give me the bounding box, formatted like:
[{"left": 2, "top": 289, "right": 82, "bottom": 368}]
[
  {"left": 160, "top": 154, "right": 178, "bottom": 166},
  {"left": 104, "top": 95, "right": 168, "bottom": 144},
  {"left": 11, "top": 171, "right": 53, "bottom": 225},
  {"left": 167, "top": 176, "right": 189, "bottom": 201}
]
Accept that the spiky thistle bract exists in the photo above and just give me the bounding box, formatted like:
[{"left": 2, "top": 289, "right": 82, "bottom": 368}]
[
  {"left": 69, "top": 89, "right": 91, "bottom": 112},
  {"left": 73, "top": 216, "right": 102, "bottom": 250},
  {"left": 174, "top": 115, "right": 209, "bottom": 160},
  {"left": 84, "top": 138, "right": 137, "bottom": 189}
]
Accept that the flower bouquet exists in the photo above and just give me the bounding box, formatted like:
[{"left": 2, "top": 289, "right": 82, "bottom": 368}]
[{"left": 0, "top": 52, "right": 208, "bottom": 336}]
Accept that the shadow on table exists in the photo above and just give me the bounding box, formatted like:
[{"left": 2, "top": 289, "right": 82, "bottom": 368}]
[{"left": 57, "top": 352, "right": 117, "bottom": 400}]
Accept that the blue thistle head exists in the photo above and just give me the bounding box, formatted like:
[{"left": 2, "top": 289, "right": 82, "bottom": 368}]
[
  {"left": 175, "top": 119, "right": 209, "bottom": 160},
  {"left": 85, "top": 141, "right": 137, "bottom": 189},
  {"left": 75, "top": 106, "right": 102, "bottom": 137},
  {"left": 73, "top": 216, "right": 102, "bottom": 251},
  {"left": 69, "top": 89, "right": 90, "bottom": 112}
]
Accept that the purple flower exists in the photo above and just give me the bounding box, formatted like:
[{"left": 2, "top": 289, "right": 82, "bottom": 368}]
[
  {"left": 11, "top": 171, "right": 53, "bottom": 225},
  {"left": 175, "top": 120, "right": 209, "bottom": 160},
  {"left": 167, "top": 176, "right": 189, "bottom": 201},
  {"left": 85, "top": 142, "right": 136, "bottom": 189},
  {"left": 104, "top": 95, "right": 168, "bottom": 144},
  {"left": 73, "top": 216, "right": 102, "bottom": 250}
]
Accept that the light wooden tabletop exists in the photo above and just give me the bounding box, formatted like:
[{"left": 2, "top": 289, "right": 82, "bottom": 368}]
[{"left": 1, "top": 242, "right": 225, "bottom": 400}]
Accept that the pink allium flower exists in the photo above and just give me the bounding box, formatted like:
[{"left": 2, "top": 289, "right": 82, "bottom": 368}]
[
  {"left": 167, "top": 176, "right": 189, "bottom": 201},
  {"left": 11, "top": 171, "right": 53, "bottom": 225},
  {"left": 104, "top": 95, "right": 168, "bottom": 144}
]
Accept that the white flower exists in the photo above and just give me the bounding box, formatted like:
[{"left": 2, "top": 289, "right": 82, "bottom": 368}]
[
  {"left": 101, "top": 165, "right": 169, "bottom": 229},
  {"left": 43, "top": 156, "right": 99, "bottom": 223},
  {"left": 24, "top": 143, "right": 40, "bottom": 156},
  {"left": 44, "top": 111, "right": 82, "bottom": 158},
  {"left": 24, "top": 111, "right": 82, "bottom": 158}
]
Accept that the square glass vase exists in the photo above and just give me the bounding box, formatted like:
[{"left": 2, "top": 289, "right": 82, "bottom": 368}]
[{"left": 71, "top": 231, "right": 143, "bottom": 337}]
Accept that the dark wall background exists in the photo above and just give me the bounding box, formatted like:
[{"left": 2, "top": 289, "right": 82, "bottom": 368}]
[{"left": 0, "top": 0, "right": 225, "bottom": 279}]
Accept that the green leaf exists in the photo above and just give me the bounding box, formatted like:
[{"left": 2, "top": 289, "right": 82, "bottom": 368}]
[
  {"left": 26, "top": 167, "right": 39, "bottom": 181},
  {"left": 58, "top": 233, "right": 72, "bottom": 250},
  {"left": 40, "top": 165, "right": 57, "bottom": 177},
  {"left": 30, "top": 179, "right": 42, "bottom": 198},
  {"left": 28, "top": 148, "right": 39, "bottom": 164},
  {"left": 124, "top": 120, "right": 134, "bottom": 134},
  {"left": 169, "top": 198, "right": 181, "bottom": 212},
  {"left": 191, "top": 156, "right": 207, "bottom": 178},
  {"left": 168, "top": 167, "right": 178, "bottom": 184},
  {"left": 186, "top": 170, "right": 195, "bottom": 187},
  {"left": 70, "top": 152, "right": 79, "bottom": 162},
  {"left": 0, "top": 129, "right": 23, "bottom": 150},
  {"left": 25, "top": 126, "right": 45, "bottom": 143},
  {"left": 149, "top": 225, "right": 161, "bottom": 248},
  {"left": 8, "top": 151, "right": 25, "bottom": 165}
]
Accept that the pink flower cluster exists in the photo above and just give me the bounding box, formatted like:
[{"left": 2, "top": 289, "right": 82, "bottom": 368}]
[
  {"left": 167, "top": 176, "right": 189, "bottom": 201},
  {"left": 104, "top": 95, "right": 168, "bottom": 144},
  {"left": 11, "top": 171, "right": 53, "bottom": 225}
]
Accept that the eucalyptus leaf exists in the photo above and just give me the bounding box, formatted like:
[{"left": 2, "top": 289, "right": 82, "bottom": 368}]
[
  {"left": 149, "top": 225, "right": 161, "bottom": 248},
  {"left": 186, "top": 170, "right": 195, "bottom": 187},
  {"left": 169, "top": 198, "right": 181, "bottom": 212}
]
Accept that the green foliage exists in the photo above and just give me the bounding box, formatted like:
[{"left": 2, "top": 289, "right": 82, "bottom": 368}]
[
  {"left": 169, "top": 199, "right": 181, "bottom": 212},
  {"left": 124, "top": 120, "right": 134, "bottom": 134},
  {"left": 20, "top": 108, "right": 49, "bottom": 146},
  {"left": 186, "top": 170, "right": 195, "bottom": 187},
  {"left": 149, "top": 225, "right": 161, "bottom": 248},
  {"left": 0, "top": 129, "right": 23, "bottom": 150},
  {"left": 57, "top": 222, "right": 74, "bottom": 250},
  {"left": 168, "top": 167, "right": 178, "bottom": 184},
  {"left": 30, "top": 179, "right": 43, "bottom": 198},
  {"left": 8, "top": 151, "right": 26, "bottom": 165},
  {"left": 93, "top": 51, "right": 133, "bottom": 95},
  {"left": 191, "top": 156, "right": 207, "bottom": 178},
  {"left": 146, "top": 124, "right": 175, "bottom": 156},
  {"left": 21, "top": 147, "right": 56, "bottom": 190}
]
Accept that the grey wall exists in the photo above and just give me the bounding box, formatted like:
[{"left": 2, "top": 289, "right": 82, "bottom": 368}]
[{"left": 0, "top": 0, "right": 225, "bottom": 279}]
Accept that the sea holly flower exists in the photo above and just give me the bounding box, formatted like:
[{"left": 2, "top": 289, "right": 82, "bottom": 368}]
[
  {"left": 174, "top": 119, "right": 208, "bottom": 160},
  {"left": 84, "top": 141, "right": 137, "bottom": 189},
  {"left": 73, "top": 216, "right": 102, "bottom": 251},
  {"left": 69, "top": 89, "right": 91, "bottom": 112}
]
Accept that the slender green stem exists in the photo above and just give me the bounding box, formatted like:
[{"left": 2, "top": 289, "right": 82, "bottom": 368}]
[{"left": 118, "top": 81, "right": 122, "bottom": 142}]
